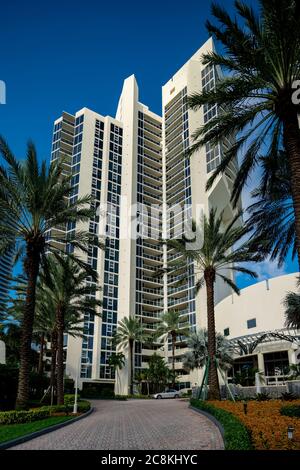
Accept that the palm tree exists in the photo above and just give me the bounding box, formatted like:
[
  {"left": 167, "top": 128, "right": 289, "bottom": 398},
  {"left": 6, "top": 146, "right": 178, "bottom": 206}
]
[
  {"left": 0, "top": 138, "right": 100, "bottom": 408},
  {"left": 187, "top": 0, "right": 300, "bottom": 264},
  {"left": 167, "top": 209, "right": 259, "bottom": 399},
  {"left": 147, "top": 353, "right": 170, "bottom": 393},
  {"left": 34, "top": 284, "right": 85, "bottom": 402},
  {"left": 156, "top": 310, "right": 190, "bottom": 386},
  {"left": 113, "top": 317, "right": 149, "bottom": 395},
  {"left": 183, "top": 329, "right": 234, "bottom": 388},
  {"left": 247, "top": 151, "right": 296, "bottom": 266},
  {"left": 40, "top": 255, "right": 101, "bottom": 405},
  {"left": 108, "top": 352, "right": 125, "bottom": 393}
]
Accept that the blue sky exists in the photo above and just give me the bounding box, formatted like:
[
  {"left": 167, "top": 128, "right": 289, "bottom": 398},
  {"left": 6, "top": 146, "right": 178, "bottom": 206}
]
[{"left": 0, "top": 0, "right": 298, "bottom": 289}]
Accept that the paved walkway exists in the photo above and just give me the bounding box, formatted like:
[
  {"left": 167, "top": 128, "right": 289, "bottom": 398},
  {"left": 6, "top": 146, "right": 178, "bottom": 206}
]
[{"left": 10, "top": 399, "right": 224, "bottom": 450}]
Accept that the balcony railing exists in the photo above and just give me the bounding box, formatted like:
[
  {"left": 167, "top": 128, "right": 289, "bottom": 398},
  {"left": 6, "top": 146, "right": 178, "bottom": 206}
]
[
  {"left": 168, "top": 284, "right": 188, "bottom": 294},
  {"left": 168, "top": 296, "right": 188, "bottom": 306}
]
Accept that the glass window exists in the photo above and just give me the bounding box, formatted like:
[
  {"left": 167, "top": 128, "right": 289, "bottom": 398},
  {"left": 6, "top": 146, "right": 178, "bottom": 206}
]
[{"left": 247, "top": 318, "right": 256, "bottom": 329}]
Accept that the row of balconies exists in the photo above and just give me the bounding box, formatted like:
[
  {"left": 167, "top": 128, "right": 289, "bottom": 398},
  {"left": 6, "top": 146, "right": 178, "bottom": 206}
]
[
  {"left": 143, "top": 152, "right": 162, "bottom": 168},
  {"left": 166, "top": 177, "right": 185, "bottom": 194}
]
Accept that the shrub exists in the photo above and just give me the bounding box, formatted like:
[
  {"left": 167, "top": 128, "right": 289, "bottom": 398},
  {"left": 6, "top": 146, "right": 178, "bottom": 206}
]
[
  {"left": 190, "top": 398, "right": 253, "bottom": 450},
  {"left": 281, "top": 392, "right": 297, "bottom": 401},
  {"left": 255, "top": 392, "right": 270, "bottom": 401},
  {"left": 280, "top": 405, "right": 300, "bottom": 418},
  {"left": 64, "top": 394, "right": 79, "bottom": 406},
  {"left": 127, "top": 394, "right": 152, "bottom": 399},
  {"left": 114, "top": 395, "right": 128, "bottom": 401},
  {"left": 40, "top": 399, "right": 90, "bottom": 414},
  {"left": 0, "top": 409, "right": 50, "bottom": 425},
  {"left": 40, "top": 405, "right": 72, "bottom": 415},
  {"left": 76, "top": 400, "right": 91, "bottom": 412}
]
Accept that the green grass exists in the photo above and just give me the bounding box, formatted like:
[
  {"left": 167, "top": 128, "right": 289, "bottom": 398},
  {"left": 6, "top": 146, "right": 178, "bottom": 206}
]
[{"left": 0, "top": 415, "right": 74, "bottom": 444}]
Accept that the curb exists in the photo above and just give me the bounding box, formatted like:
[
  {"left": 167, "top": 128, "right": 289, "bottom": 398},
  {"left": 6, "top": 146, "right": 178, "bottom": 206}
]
[
  {"left": 0, "top": 407, "right": 94, "bottom": 450},
  {"left": 189, "top": 405, "right": 225, "bottom": 444}
]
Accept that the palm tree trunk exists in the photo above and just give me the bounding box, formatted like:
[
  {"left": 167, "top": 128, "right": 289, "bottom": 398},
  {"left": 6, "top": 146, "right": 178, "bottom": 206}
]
[
  {"left": 16, "top": 248, "right": 40, "bottom": 409},
  {"left": 56, "top": 307, "right": 65, "bottom": 405},
  {"left": 129, "top": 339, "right": 134, "bottom": 395},
  {"left": 283, "top": 114, "right": 300, "bottom": 266},
  {"left": 172, "top": 333, "right": 176, "bottom": 387},
  {"left": 38, "top": 333, "right": 45, "bottom": 376},
  {"left": 204, "top": 269, "right": 220, "bottom": 400},
  {"left": 50, "top": 329, "right": 57, "bottom": 399}
]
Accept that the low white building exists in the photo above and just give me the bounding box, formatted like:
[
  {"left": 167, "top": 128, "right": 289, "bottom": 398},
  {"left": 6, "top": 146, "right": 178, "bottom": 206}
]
[{"left": 214, "top": 273, "right": 300, "bottom": 384}]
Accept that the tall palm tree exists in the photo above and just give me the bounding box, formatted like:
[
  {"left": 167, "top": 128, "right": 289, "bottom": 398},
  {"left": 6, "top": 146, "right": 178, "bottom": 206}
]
[
  {"left": 167, "top": 209, "right": 259, "bottom": 399},
  {"left": 183, "top": 329, "right": 233, "bottom": 385},
  {"left": 108, "top": 352, "right": 125, "bottom": 392},
  {"left": 0, "top": 138, "right": 100, "bottom": 408},
  {"left": 187, "top": 0, "right": 300, "bottom": 264},
  {"left": 156, "top": 310, "right": 190, "bottom": 386},
  {"left": 40, "top": 255, "right": 101, "bottom": 405},
  {"left": 34, "top": 283, "right": 85, "bottom": 400},
  {"left": 247, "top": 151, "right": 296, "bottom": 266},
  {"left": 113, "top": 317, "right": 149, "bottom": 395}
]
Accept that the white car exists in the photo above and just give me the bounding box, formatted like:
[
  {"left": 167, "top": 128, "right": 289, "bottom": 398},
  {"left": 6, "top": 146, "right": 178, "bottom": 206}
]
[{"left": 153, "top": 389, "right": 180, "bottom": 399}]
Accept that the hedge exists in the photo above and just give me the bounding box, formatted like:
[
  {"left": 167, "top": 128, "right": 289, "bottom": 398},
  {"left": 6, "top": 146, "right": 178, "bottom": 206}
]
[
  {"left": 190, "top": 399, "right": 253, "bottom": 450},
  {"left": 40, "top": 399, "right": 91, "bottom": 414},
  {"left": 0, "top": 409, "right": 50, "bottom": 425},
  {"left": 280, "top": 404, "right": 300, "bottom": 418}
]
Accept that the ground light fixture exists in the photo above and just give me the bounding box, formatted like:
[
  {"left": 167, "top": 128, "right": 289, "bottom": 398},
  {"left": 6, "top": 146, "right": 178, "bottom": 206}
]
[{"left": 288, "top": 425, "right": 294, "bottom": 440}]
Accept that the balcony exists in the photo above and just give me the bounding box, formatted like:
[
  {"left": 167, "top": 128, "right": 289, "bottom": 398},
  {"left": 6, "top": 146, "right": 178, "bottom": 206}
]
[
  {"left": 142, "top": 287, "right": 164, "bottom": 296},
  {"left": 143, "top": 241, "right": 162, "bottom": 253},
  {"left": 166, "top": 187, "right": 186, "bottom": 205},
  {"left": 166, "top": 177, "right": 185, "bottom": 194},
  {"left": 168, "top": 284, "right": 189, "bottom": 295},
  {"left": 168, "top": 296, "right": 188, "bottom": 307},
  {"left": 143, "top": 152, "right": 162, "bottom": 168},
  {"left": 142, "top": 276, "right": 163, "bottom": 285},
  {"left": 143, "top": 252, "right": 162, "bottom": 262}
]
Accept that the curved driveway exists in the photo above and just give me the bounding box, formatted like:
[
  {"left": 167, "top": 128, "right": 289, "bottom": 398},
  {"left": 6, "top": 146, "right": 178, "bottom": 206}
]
[{"left": 11, "top": 399, "right": 224, "bottom": 450}]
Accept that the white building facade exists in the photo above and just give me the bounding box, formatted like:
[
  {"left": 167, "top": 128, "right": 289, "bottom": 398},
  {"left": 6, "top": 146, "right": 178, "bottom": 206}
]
[
  {"left": 49, "top": 38, "right": 299, "bottom": 395},
  {"left": 215, "top": 273, "right": 300, "bottom": 384}
]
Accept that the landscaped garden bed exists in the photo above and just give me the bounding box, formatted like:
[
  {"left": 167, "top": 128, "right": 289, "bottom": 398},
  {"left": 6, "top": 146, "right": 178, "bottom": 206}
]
[
  {"left": 191, "top": 398, "right": 300, "bottom": 450},
  {"left": 0, "top": 396, "right": 91, "bottom": 445}
]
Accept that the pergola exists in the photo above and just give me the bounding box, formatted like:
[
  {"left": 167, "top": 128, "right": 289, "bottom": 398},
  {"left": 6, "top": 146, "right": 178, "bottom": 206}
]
[{"left": 227, "top": 328, "right": 300, "bottom": 356}]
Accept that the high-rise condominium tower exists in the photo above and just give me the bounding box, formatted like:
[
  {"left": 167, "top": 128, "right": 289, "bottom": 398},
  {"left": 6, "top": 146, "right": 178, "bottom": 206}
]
[{"left": 50, "top": 38, "right": 238, "bottom": 394}]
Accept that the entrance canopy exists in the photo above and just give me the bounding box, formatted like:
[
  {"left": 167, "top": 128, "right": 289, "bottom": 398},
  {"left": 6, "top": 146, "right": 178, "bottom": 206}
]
[{"left": 227, "top": 328, "right": 300, "bottom": 356}]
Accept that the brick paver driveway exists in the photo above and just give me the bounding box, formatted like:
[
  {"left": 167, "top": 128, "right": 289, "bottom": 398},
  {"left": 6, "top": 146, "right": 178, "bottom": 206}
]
[{"left": 11, "top": 399, "right": 224, "bottom": 450}]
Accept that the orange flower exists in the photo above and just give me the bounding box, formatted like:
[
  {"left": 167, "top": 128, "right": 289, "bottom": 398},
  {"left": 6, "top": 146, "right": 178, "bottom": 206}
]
[{"left": 208, "top": 399, "right": 300, "bottom": 450}]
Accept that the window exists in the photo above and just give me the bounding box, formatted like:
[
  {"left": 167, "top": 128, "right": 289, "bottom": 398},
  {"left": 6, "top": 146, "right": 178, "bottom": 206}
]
[
  {"left": 107, "top": 285, "right": 114, "bottom": 295},
  {"left": 224, "top": 328, "right": 230, "bottom": 337},
  {"left": 107, "top": 311, "right": 113, "bottom": 322},
  {"left": 247, "top": 318, "right": 256, "bottom": 329}
]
